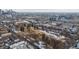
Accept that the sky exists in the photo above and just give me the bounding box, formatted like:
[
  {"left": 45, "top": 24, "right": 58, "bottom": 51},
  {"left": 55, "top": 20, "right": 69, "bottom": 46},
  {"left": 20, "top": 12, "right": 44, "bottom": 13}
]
[{"left": 13, "top": 9, "right": 79, "bottom": 12}]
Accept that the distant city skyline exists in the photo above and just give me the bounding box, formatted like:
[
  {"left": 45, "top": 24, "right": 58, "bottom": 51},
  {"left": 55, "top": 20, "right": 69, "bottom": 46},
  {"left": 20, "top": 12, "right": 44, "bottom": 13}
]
[{"left": 13, "top": 9, "right": 79, "bottom": 12}]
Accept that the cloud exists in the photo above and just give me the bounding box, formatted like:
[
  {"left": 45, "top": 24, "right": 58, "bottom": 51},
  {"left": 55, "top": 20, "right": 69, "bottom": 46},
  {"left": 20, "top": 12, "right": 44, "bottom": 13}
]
[{"left": 13, "top": 9, "right": 79, "bottom": 12}]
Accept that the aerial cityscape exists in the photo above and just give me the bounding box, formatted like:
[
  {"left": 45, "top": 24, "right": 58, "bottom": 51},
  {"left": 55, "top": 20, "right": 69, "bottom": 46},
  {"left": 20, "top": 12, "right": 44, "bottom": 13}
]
[{"left": 0, "top": 9, "right": 79, "bottom": 49}]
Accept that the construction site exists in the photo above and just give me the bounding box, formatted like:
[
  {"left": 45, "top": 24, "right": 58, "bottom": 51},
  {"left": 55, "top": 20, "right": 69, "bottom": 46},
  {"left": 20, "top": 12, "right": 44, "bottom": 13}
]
[{"left": 0, "top": 9, "right": 79, "bottom": 49}]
